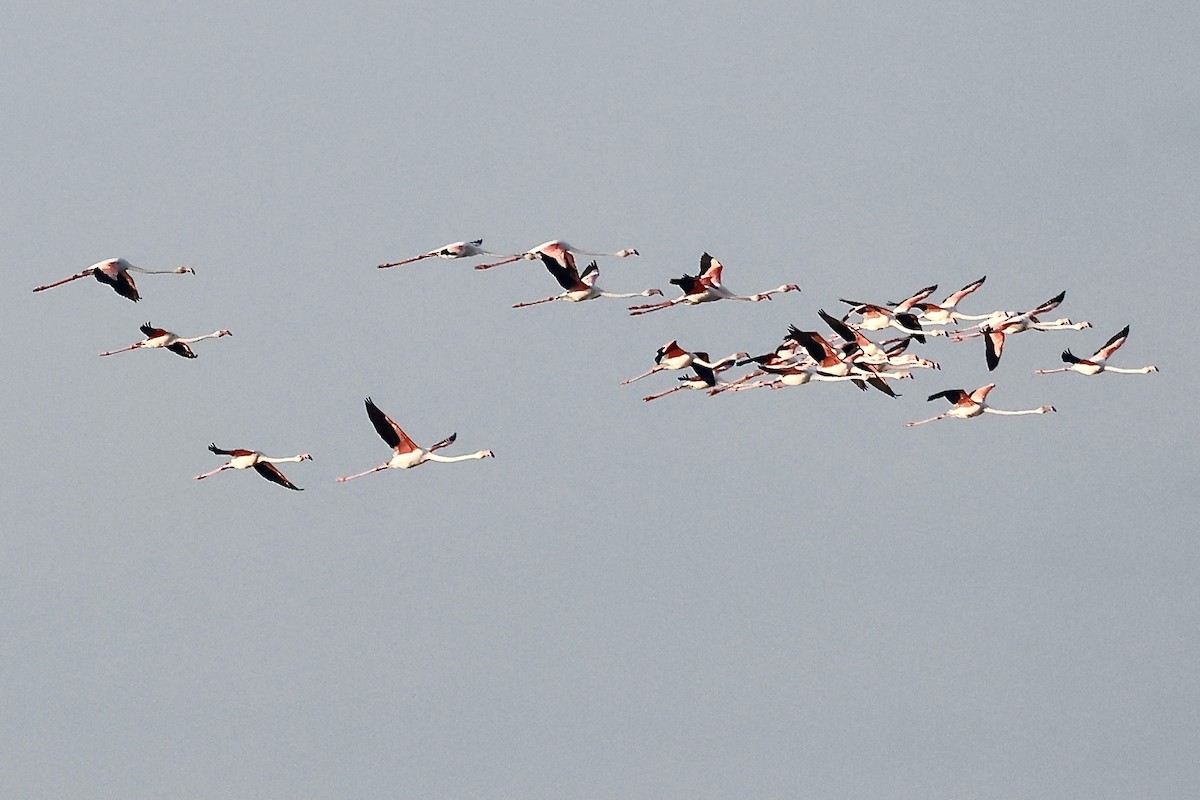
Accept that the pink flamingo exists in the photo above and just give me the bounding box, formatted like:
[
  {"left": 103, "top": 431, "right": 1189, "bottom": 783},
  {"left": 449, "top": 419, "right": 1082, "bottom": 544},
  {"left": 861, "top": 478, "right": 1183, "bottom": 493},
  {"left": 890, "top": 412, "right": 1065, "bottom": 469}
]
[
  {"left": 513, "top": 258, "right": 662, "bottom": 308},
  {"left": 33, "top": 257, "right": 194, "bottom": 302},
  {"left": 378, "top": 239, "right": 511, "bottom": 269},
  {"left": 336, "top": 398, "right": 494, "bottom": 481},
  {"left": 474, "top": 240, "right": 639, "bottom": 271},
  {"left": 99, "top": 323, "right": 231, "bottom": 359},
  {"left": 195, "top": 444, "right": 312, "bottom": 490},
  {"left": 1035, "top": 325, "right": 1158, "bottom": 376},
  {"left": 905, "top": 384, "right": 1055, "bottom": 427}
]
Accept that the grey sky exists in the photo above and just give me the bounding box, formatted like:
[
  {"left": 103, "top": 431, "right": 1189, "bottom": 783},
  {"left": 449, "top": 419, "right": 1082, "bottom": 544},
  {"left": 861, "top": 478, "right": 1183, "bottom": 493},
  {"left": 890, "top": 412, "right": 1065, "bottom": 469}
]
[{"left": 3, "top": 2, "right": 1198, "bottom": 797}]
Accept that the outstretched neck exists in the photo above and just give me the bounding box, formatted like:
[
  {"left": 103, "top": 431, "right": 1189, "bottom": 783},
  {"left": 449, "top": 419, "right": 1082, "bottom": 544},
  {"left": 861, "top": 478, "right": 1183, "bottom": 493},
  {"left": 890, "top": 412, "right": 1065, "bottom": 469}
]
[
  {"left": 263, "top": 454, "right": 309, "bottom": 463},
  {"left": 426, "top": 451, "right": 491, "bottom": 463}
]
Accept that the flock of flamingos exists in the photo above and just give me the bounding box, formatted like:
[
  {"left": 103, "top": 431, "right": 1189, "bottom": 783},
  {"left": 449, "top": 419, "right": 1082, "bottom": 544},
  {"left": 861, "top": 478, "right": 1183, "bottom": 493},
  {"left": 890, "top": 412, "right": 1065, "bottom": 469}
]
[{"left": 33, "top": 238, "right": 1158, "bottom": 490}]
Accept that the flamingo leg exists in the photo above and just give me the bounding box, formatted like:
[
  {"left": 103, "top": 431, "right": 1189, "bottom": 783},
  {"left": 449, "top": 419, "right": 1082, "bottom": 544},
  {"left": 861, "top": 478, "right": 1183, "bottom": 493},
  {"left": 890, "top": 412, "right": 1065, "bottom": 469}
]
[
  {"left": 905, "top": 414, "right": 950, "bottom": 427},
  {"left": 620, "top": 366, "right": 663, "bottom": 385},
  {"left": 722, "top": 380, "right": 776, "bottom": 392},
  {"left": 474, "top": 255, "right": 521, "bottom": 270},
  {"left": 627, "top": 299, "right": 684, "bottom": 316},
  {"left": 378, "top": 254, "right": 432, "bottom": 269},
  {"left": 33, "top": 270, "right": 93, "bottom": 293},
  {"left": 642, "top": 385, "right": 687, "bottom": 402},
  {"left": 98, "top": 343, "right": 143, "bottom": 357},
  {"left": 194, "top": 465, "right": 231, "bottom": 480},
  {"left": 512, "top": 295, "right": 560, "bottom": 309},
  {"left": 336, "top": 465, "right": 388, "bottom": 482}
]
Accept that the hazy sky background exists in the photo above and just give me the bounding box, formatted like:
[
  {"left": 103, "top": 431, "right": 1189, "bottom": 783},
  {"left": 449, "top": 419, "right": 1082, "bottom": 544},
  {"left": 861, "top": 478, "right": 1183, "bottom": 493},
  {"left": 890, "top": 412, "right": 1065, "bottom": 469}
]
[{"left": 3, "top": 2, "right": 1198, "bottom": 797}]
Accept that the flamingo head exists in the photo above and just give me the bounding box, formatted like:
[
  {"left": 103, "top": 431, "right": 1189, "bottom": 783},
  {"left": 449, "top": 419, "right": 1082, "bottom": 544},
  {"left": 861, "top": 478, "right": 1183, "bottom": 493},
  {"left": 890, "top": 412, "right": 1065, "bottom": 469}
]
[
  {"left": 299, "top": 453, "right": 314, "bottom": 461},
  {"left": 175, "top": 266, "right": 195, "bottom": 275},
  {"left": 217, "top": 330, "right": 232, "bottom": 337},
  {"left": 617, "top": 249, "right": 639, "bottom": 257},
  {"left": 645, "top": 288, "right": 664, "bottom": 297}
]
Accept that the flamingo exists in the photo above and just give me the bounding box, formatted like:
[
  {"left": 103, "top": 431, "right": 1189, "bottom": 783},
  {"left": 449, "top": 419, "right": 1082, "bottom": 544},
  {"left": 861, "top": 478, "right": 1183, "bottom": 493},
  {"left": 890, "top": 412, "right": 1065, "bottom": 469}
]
[
  {"left": 99, "top": 323, "right": 231, "bottom": 359},
  {"left": 948, "top": 291, "right": 1087, "bottom": 342},
  {"left": 1035, "top": 325, "right": 1158, "bottom": 376},
  {"left": 194, "top": 444, "right": 312, "bottom": 490},
  {"left": 641, "top": 352, "right": 741, "bottom": 401},
  {"left": 33, "top": 258, "right": 194, "bottom": 302},
  {"left": 513, "top": 257, "right": 662, "bottom": 308},
  {"left": 784, "top": 326, "right": 903, "bottom": 396},
  {"left": 960, "top": 292, "right": 1091, "bottom": 370},
  {"left": 838, "top": 299, "right": 938, "bottom": 342},
  {"left": 474, "top": 240, "right": 639, "bottom": 271},
  {"left": 816, "top": 309, "right": 934, "bottom": 372},
  {"left": 336, "top": 398, "right": 494, "bottom": 481},
  {"left": 377, "top": 239, "right": 510, "bottom": 269},
  {"left": 628, "top": 252, "right": 799, "bottom": 315},
  {"left": 715, "top": 361, "right": 894, "bottom": 393},
  {"left": 619, "top": 340, "right": 748, "bottom": 385},
  {"left": 905, "top": 383, "right": 1055, "bottom": 427},
  {"left": 911, "top": 276, "right": 992, "bottom": 325}
]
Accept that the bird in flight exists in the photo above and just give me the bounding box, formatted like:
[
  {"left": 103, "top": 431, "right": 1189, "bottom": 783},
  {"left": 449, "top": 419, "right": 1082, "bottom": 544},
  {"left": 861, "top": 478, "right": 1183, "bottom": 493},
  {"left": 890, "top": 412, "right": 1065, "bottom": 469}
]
[
  {"left": 99, "top": 323, "right": 231, "bottom": 359},
  {"left": 33, "top": 257, "right": 194, "bottom": 302},
  {"left": 194, "top": 444, "right": 313, "bottom": 490},
  {"left": 336, "top": 398, "right": 494, "bottom": 481}
]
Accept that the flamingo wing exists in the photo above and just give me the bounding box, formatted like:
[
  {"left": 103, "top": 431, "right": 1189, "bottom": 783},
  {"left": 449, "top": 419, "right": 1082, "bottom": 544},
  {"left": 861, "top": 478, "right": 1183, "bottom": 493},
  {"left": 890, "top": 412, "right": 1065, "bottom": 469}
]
[
  {"left": 364, "top": 397, "right": 417, "bottom": 453},
  {"left": 1094, "top": 325, "right": 1130, "bottom": 360},
  {"left": 927, "top": 389, "right": 968, "bottom": 405},
  {"left": 139, "top": 322, "right": 168, "bottom": 338},
  {"left": 1030, "top": 291, "right": 1066, "bottom": 316},
  {"left": 669, "top": 273, "right": 701, "bottom": 294},
  {"left": 1061, "top": 349, "right": 1096, "bottom": 367},
  {"left": 94, "top": 267, "right": 140, "bottom": 301},
  {"left": 944, "top": 276, "right": 986, "bottom": 306},
  {"left": 579, "top": 261, "right": 600, "bottom": 287},
  {"left": 818, "top": 308, "right": 860, "bottom": 345},
  {"left": 983, "top": 328, "right": 1005, "bottom": 371},
  {"left": 698, "top": 252, "right": 724, "bottom": 284},
  {"left": 538, "top": 252, "right": 580, "bottom": 291},
  {"left": 429, "top": 433, "right": 458, "bottom": 452},
  {"left": 167, "top": 342, "right": 197, "bottom": 359},
  {"left": 253, "top": 461, "right": 303, "bottom": 491},
  {"left": 209, "top": 443, "right": 252, "bottom": 457}
]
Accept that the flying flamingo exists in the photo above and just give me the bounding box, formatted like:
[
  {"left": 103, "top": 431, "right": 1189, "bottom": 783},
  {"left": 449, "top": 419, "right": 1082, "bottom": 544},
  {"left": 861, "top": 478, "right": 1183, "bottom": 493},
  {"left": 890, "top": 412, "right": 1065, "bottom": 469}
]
[
  {"left": 474, "top": 240, "right": 639, "bottom": 271},
  {"left": 628, "top": 252, "right": 799, "bottom": 315},
  {"left": 816, "top": 309, "right": 935, "bottom": 372},
  {"left": 194, "top": 444, "right": 313, "bottom": 490},
  {"left": 838, "top": 299, "right": 938, "bottom": 342},
  {"left": 512, "top": 257, "right": 662, "bottom": 308},
  {"left": 377, "top": 239, "right": 511, "bottom": 269},
  {"left": 1035, "top": 325, "right": 1158, "bottom": 376},
  {"left": 715, "top": 361, "right": 899, "bottom": 393},
  {"left": 641, "top": 352, "right": 741, "bottom": 401},
  {"left": 336, "top": 398, "right": 494, "bottom": 481},
  {"left": 99, "top": 323, "right": 231, "bottom": 359},
  {"left": 911, "top": 276, "right": 992, "bottom": 326},
  {"left": 33, "top": 257, "right": 194, "bottom": 302},
  {"left": 905, "top": 384, "right": 1055, "bottom": 427},
  {"left": 619, "top": 340, "right": 748, "bottom": 385},
  {"left": 959, "top": 291, "right": 1091, "bottom": 370},
  {"left": 948, "top": 291, "right": 1087, "bottom": 342},
  {"left": 784, "top": 326, "right": 903, "bottom": 396}
]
